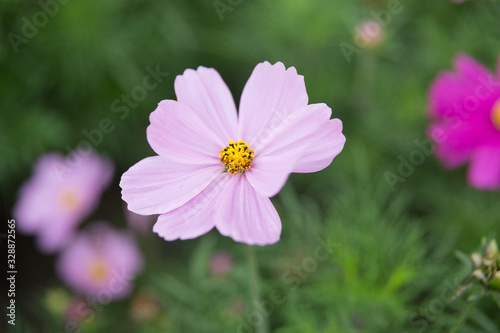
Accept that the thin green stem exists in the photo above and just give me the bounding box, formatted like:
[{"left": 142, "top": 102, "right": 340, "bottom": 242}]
[
  {"left": 448, "top": 297, "right": 481, "bottom": 333},
  {"left": 246, "top": 245, "right": 269, "bottom": 333}
]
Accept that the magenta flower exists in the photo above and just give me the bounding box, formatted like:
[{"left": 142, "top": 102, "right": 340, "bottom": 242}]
[
  {"left": 428, "top": 53, "right": 500, "bottom": 190},
  {"left": 120, "top": 62, "right": 345, "bottom": 245},
  {"left": 14, "top": 151, "right": 113, "bottom": 253},
  {"left": 56, "top": 223, "right": 143, "bottom": 300}
]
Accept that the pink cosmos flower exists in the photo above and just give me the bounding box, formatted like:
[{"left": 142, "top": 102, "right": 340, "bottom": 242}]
[
  {"left": 428, "top": 53, "right": 500, "bottom": 190},
  {"left": 13, "top": 151, "right": 113, "bottom": 253},
  {"left": 56, "top": 223, "right": 143, "bottom": 300},
  {"left": 120, "top": 62, "right": 346, "bottom": 245}
]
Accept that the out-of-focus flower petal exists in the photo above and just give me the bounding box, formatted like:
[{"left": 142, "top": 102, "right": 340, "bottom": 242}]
[
  {"left": 57, "top": 223, "right": 143, "bottom": 300},
  {"left": 147, "top": 100, "right": 224, "bottom": 165},
  {"left": 428, "top": 53, "right": 500, "bottom": 190},
  {"left": 120, "top": 156, "right": 221, "bottom": 215},
  {"left": 215, "top": 175, "right": 281, "bottom": 246}
]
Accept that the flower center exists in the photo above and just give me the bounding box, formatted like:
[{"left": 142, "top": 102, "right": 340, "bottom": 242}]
[
  {"left": 492, "top": 99, "right": 500, "bottom": 131},
  {"left": 219, "top": 140, "right": 254, "bottom": 175},
  {"left": 58, "top": 187, "right": 81, "bottom": 212},
  {"left": 88, "top": 258, "right": 110, "bottom": 283}
]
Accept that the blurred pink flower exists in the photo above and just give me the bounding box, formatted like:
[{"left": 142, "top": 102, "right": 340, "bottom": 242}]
[
  {"left": 209, "top": 251, "right": 234, "bottom": 277},
  {"left": 56, "top": 223, "right": 143, "bottom": 300},
  {"left": 13, "top": 151, "right": 113, "bottom": 253},
  {"left": 354, "top": 20, "right": 384, "bottom": 49},
  {"left": 120, "top": 61, "right": 345, "bottom": 245},
  {"left": 428, "top": 53, "right": 500, "bottom": 190}
]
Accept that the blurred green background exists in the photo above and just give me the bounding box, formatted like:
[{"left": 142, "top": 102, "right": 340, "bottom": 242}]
[{"left": 2, "top": 0, "right": 500, "bottom": 332}]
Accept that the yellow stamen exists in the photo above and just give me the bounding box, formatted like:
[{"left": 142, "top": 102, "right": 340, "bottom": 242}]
[
  {"left": 88, "top": 258, "right": 110, "bottom": 283},
  {"left": 58, "top": 188, "right": 81, "bottom": 212},
  {"left": 219, "top": 140, "right": 254, "bottom": 175},
  {"left": 492, "top": 99, "right": 500, "bottom": 131}
]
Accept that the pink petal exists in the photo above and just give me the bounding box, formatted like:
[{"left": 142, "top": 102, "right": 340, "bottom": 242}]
[
  {"left": 147, "top": 100, "right": 224, "bottom": 165},
  {"left": 120, "top": 156, "right": 222, "bottom": 215},
  {"left": 215, "top": 174, "right": 281, "bottom": 246},
  {"left": 467, "top": 145, "right": 500, "bottom": 190},
  {"left": 36, "top": 217, "right": 76, "bottom": 253},
  {"left": 293, "top": 118, "right": 346, "bottom": 173},
  {"left": 174, "top": 67, "right": 238, "bottom": 143},
  {"left": 153, "top": 174, "right": 231, "bottom": 241},
  {"left": 246, "top": 104, "right": 335, "bottom": 197},
  {"left": 14, "top": 180, "right": 59, "bottom": 235},
  {"left": 238, "top": 62, "right": 308, "bottom": 145}
]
